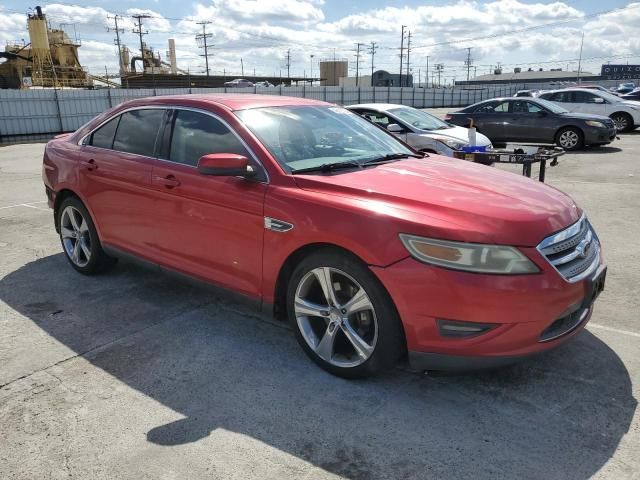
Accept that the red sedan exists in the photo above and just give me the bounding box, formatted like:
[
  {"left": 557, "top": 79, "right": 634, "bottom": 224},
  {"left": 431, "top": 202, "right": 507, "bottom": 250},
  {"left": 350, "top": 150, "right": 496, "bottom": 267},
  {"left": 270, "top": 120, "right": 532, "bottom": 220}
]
[{"left": 42, "top": 94, "right": 606, "bottom": 378}]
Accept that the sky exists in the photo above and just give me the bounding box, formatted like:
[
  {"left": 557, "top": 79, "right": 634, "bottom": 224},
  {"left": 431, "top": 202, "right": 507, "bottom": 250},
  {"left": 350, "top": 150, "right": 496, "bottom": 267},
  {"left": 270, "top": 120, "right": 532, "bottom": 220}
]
[{"left": 1, "top": 0, "right": 639, "bottom": 83}]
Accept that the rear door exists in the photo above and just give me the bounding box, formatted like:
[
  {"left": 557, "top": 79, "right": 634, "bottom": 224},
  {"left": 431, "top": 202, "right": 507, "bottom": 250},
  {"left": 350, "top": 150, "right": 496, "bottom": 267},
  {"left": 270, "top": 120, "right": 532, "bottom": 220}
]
[
  {"left": 78, "top": 108, "right": 166, "bottom": 255},
  {"left": 571, "top": 90, "right": 608, "bottom": 116},
  {"left": 148, "top": 108, "right": 268, "bottom": 297}
]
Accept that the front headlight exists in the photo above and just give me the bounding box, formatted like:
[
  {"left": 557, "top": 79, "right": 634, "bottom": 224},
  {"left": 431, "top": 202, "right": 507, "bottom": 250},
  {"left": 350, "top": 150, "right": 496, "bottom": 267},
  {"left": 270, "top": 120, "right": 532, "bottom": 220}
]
[
  {"left": 430, "top": 135, "right": 466, "bottom": 150},
  {"left": 585, "top": 120, "right": 606, "bottom": 128},
  {"left": 399, "top": 234, "right": 540, "bottom": 274}
]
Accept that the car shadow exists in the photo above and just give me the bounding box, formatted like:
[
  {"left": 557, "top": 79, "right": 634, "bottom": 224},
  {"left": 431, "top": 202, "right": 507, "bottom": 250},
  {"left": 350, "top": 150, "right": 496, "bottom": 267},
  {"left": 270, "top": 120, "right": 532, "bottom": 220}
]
[
  {"left": 573, "top": 146, "right": 623, "bottom": 155},
  {"left": 1, "top": 254, "right": 636, "bottom": 479}
]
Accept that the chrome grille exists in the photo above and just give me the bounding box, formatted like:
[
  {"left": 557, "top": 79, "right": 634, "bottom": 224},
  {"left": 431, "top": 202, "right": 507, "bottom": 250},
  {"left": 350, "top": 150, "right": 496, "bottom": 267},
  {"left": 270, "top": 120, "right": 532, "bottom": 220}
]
[{"left": 537, "top": 215, "right": 601, "bottom": 283}]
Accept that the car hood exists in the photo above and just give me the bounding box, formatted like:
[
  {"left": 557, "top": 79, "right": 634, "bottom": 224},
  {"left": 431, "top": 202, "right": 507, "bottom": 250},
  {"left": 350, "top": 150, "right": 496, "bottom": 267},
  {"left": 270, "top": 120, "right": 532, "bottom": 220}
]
[
  {"left": 559, "top": 112, "right": 613, "bottom": 122},
  {"left": 293, "top": 156, "right": 580, "bottom": 246},
  {"left": 423, "top": 125, "right": 492, "bottom": 146}
]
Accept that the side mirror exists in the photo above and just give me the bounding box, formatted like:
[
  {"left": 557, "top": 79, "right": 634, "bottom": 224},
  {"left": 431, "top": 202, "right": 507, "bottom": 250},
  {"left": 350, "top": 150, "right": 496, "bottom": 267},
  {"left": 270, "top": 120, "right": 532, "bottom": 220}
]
[
  {"left": 593, "top": 97, "right": 605, "bottom": 104},
  {"left": 197, "top": 153, "right": 255, "bottom": 177},
  {"left": 387, "top": 123, "right": 404, "bottom": 133}
]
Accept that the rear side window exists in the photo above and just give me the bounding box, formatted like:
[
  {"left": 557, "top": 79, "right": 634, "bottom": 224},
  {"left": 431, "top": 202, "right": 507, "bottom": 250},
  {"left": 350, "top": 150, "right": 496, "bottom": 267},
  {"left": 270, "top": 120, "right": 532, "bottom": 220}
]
[
  {"left": 473, "top": 101, "right": 509, "bottom": 113},
  {"left": 169, "top": 110, "right": 250, "bottom": 166},
  {"left": 113, "top": 109, "right": 165, "bottom": 157},
  {"left": 550, "top": 92, "right": 572, "bottom": 103},
  {"left": 89, "top": 116, "right": 120, "bottom": 149}
]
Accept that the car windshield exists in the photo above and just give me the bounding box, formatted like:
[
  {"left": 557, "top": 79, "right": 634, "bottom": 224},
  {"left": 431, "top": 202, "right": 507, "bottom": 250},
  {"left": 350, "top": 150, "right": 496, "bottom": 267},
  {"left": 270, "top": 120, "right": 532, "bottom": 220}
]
[
  {"left": 534, "top": 98, "right": 569, "bottom": 114},
  {"left": 387, "top": 107, "right": 449, "bottom": 130},
  {"left": 236, "top": 105, "right": 414, "bottom": 172}
]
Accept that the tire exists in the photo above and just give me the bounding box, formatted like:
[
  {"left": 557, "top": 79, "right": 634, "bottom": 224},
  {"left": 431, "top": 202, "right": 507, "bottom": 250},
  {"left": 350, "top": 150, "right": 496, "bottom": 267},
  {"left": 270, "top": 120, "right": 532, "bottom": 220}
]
[
  {"left": 286, "top": 248, "right": 405, "bottom": 378},
  {"left": 56, "top": 196, "right": 116, "bottom": 275},
  {"left": 555, "top": 127, "right": 584, "bottom": 151},
  {"left": 609, "top": 112, "right": 634, "bottom": 133}
]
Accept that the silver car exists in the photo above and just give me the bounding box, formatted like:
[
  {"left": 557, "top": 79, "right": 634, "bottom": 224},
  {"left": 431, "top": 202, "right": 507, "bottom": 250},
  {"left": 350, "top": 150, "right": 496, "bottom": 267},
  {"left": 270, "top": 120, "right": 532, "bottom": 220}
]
[
  {"left": 346, "top": 104, "right": 492, "bottom": 156},
  {"left": 224, "top": 78, "right": 254, "bottom": 88}
]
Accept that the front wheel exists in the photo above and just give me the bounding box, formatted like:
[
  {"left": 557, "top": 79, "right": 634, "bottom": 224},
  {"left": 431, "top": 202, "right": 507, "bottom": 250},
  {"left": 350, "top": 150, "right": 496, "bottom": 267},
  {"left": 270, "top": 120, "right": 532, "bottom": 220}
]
[
  {"left": 287, "top": 249, "right": 405, "bottom": 378},
  {"left": 555, "top": 127, "right": 584, "bottom": 151}
]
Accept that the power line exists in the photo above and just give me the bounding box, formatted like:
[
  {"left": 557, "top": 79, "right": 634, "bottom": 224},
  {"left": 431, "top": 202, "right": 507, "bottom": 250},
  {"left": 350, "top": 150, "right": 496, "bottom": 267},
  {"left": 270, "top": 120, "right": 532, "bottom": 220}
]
[{"left": 195, "top": 21, "right": 213, "bottom": 77}]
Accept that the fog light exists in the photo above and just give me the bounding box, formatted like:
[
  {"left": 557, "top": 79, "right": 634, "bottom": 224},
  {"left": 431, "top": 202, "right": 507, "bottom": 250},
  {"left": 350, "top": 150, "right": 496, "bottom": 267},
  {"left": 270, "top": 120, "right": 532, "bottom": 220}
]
[{"left": 436, "top": 319, "right": 497, "bottom": 338}]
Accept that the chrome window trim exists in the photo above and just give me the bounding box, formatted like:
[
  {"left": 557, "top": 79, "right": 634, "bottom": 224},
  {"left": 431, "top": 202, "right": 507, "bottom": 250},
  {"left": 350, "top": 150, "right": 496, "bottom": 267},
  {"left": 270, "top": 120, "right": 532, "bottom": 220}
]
[
  {"left": 78, "top": 104, "right": 269, "bottom": 183},
  {"left": 536, "top": 214, "right": 602, "bottom": 283}
]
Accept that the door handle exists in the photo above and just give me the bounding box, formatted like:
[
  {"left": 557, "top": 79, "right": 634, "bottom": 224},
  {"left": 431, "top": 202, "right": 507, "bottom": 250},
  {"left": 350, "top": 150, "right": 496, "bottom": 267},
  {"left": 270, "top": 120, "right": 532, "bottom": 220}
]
[
  {"left": 80, "top": 159, "right": 98, "bottom": 171},
  {"left": 154, "top": 174, "right": 181, "bottom": 188}
]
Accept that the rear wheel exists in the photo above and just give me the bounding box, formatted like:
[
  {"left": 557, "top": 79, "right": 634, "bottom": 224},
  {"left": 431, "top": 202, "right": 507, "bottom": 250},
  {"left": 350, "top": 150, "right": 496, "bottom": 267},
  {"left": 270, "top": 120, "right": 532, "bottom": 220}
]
[
  {"left": 57, "top": 196, "right": 116, "bottom": 274},
  {"left": 287, "top": 249, "right": 405, "bottom": 378},
  {"left": 555, "top": 127, "right": 584, "bottom": 151},
  {"left": 610, "top": 112, "right": 633, "bottom": 133}
]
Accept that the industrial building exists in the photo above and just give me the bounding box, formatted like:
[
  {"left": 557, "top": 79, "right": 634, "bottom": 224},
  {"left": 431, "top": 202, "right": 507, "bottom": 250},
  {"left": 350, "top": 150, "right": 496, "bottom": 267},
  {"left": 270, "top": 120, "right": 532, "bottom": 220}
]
[
  {"left": 456, "top": 67, "right": 597, "bottom": 86},
  {"left": 340, "top": 70, "right": 413, "bottom": 87},
  {"left": 0, "top": 6, "right": 92, "bottom": 89},
  {"left": 319, "top": 60, "right": 348, "bottom": 86}
]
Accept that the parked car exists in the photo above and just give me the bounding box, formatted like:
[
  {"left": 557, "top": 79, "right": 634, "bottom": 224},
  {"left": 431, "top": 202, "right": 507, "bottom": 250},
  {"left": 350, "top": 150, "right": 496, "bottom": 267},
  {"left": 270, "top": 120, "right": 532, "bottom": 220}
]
[
  {"left": 538, "top": 88, "right": 640, "bottom": 132},
  {"left": 514, "top": 89, "right": 540, "bottom": 97},
  {"left": 346, "top": 104, "right": 492, "bottom": 156},
  {"left": 620, "top": 88, "right": 640, "bottom": 101},
  {"left": 444, "top": 97, "right": 617, "bottom": 150},
  {"left": 254, "top": 81, "right": 274, "bottom": 87},
  {"left": 224, "top": 78, "right": 254, "bottom": 88},
  {"left": 43, "top": 94, "right": 606, "bottom": 378},
  {"left": 616, "top": 82, "right": 636, "bottom": 95}
]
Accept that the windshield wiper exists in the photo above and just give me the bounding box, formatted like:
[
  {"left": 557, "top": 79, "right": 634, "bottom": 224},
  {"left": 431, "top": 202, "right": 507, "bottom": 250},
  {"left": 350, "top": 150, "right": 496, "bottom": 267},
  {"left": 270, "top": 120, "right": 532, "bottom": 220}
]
[
  {"left": 362, "top": 152, "right": 423, "bottom": 165},
  {"left": 290, "top": 161, "right": 362, "bottom": 174}
]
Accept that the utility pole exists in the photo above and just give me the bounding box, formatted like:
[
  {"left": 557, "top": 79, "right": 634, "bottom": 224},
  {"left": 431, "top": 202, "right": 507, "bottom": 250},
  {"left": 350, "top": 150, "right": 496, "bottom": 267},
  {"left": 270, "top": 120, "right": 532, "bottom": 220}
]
[
  {"left": 399, "top": 25, "right": 406, "bottom": 88},
  {"left": 310, "top": 54, "right": 315, "bottom": 86},
  {"left": 354, "top": 43, "right": 364, "bottom": 86},
  {"left": 435, "top": 63, "right": 444, "bottom": 87},
  {"left": 107, "top": 15, "right": 124, "bottom": 76},
  {"left": 195, "top": 21, "right": 213, "bottom": 77},
  {"left": 131, "top": 14, "right": 150, "bottom": 69},
  {"left": 285, "top": 49, "right": 291, "bottom": 82},
  {"left": 241, "top": 58, "right": 244, "bottom": 77},
  {"left": 405, "top": 31, "right": 411, "bottom": 87},
  {"left": 577, "top": 31, "right": 584, "bottom": 83},
  {"left": 425, "top": 55, "right": 430, "bottom": 88},
  {"left": 464, "top": 47, "right": 473, "bottom": 81},
  {"left": 368, "top": 41, "right": 377, "bottom": 80}
]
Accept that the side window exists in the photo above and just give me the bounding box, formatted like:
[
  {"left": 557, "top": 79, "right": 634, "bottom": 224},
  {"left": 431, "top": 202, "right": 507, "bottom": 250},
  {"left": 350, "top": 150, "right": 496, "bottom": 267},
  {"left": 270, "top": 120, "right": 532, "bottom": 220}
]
[
  {"left": 360, "top": 110, "right": 392, "bottom": 127},
  {"left": 511, "top": 101, "right": 530, "bottom": 113},
  {"left": 113, "top": 109, "right": 165, "bottom": 156},
  {"left": 494, "top": 101, "right": 510, "bottom": 112},
  {"left": 169, "top": 110, "right": 250, "bottom": 167},
  {"left": 552, "top": 92, "right": 572, "bottom": 103},
  {"left": 574, "top": 91, "right": 600, "bottom": 104},
  {"left": 89, "top": 116, "right": 120, "bottom": 149},
  {"left": 525, "top": 102, "right": 543, "bottom": 113},
  {"left": 474, "top": 101, "right": 508, "bottom": 113}
]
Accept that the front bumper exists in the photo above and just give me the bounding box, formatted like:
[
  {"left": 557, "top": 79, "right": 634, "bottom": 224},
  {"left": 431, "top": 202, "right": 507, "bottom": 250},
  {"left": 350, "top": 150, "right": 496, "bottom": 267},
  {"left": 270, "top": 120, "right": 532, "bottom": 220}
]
[
  {"left": 371, "top": 250, "right": 605, "bottom": 371},
  {"left": 583, "top": 126, "right": 617, "bottom": 145}
]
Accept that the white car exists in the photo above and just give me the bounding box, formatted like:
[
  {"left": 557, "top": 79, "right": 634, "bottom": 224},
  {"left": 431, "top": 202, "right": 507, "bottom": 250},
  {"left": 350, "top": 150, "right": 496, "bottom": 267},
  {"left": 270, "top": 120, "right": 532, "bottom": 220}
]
[
  {"left": 539, "top": 88, "right": 640, "bottom": 132},
  {"left": 346, "top": 104, "right": 492, "bottom": 157}
]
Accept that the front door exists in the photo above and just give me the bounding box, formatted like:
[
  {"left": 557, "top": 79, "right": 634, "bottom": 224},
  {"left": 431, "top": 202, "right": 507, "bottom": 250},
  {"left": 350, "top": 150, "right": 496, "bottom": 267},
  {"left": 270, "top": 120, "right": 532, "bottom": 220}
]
[{"left": 149, "top": 108, "right": 267, "bottom": 298}]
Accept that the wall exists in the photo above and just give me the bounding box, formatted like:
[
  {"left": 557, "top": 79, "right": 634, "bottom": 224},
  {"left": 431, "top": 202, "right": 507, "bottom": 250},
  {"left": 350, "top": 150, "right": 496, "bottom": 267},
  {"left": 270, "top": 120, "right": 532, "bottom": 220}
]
[{"left": 0, "top": 80, "right": 633, "bottom": 144}]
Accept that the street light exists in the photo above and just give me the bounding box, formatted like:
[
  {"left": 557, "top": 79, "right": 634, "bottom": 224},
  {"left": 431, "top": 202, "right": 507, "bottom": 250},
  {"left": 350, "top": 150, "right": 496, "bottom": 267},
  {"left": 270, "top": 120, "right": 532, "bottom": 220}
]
[{"left": 310, "top": 54, "right": 315, "bottom": 86}]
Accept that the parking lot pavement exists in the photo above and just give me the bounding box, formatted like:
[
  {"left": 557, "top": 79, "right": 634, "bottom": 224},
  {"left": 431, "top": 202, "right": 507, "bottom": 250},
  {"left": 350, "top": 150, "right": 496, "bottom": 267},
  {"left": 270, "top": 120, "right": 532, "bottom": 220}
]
[{"left": 1, "top": 136, "right": 639, "bottom": 480}]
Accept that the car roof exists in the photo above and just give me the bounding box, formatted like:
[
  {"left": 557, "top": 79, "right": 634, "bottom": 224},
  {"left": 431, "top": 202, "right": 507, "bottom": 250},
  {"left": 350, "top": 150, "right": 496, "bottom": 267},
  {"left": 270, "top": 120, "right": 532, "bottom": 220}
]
[
  {"left": 346, "top": 103, "right": 409, "bottom": 112},
  {"left": 121, "top": 94, "right": 331, "bottom": 111}
]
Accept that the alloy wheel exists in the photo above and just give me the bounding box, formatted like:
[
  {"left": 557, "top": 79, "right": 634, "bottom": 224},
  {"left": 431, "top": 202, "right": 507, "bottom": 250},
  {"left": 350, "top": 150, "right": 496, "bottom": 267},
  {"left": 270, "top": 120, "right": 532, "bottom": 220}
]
[
  {"left": 558, "top": 130, "right": 579, "bottom": 149},
  {"left": 294, "top": 267, "right": 378, "bottom": 368},
  {"left": 60, "top": 206, "right": 92, "bottom": 267},
  {"left": 612, "top": 114, "right": 629, "bottom": 131}
]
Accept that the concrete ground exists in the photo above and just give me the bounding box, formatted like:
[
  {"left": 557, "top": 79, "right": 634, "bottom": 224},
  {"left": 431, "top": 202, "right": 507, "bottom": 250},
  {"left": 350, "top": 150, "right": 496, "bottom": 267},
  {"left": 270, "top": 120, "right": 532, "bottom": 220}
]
[{"left": 1, "top": 130, "right": 639, "bottom": 479}]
